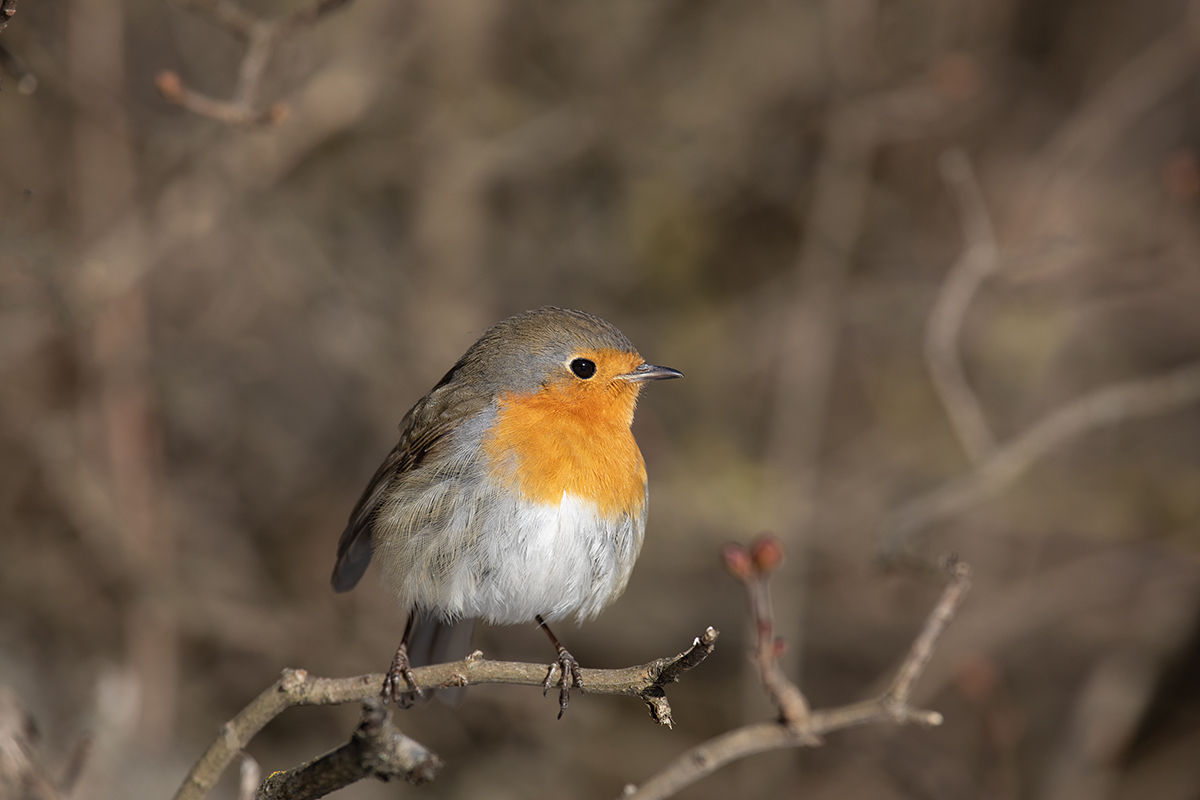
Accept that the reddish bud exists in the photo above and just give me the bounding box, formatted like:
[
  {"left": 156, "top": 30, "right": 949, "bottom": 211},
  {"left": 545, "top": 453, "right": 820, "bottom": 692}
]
[
  {"left": 750, "top": 534, "right": 784, "bottom": 573},
  {"left": 773, "top": 638, "right": 787, "bottom": 658},
  {"left": 721, "top": 543, "right": 753, "bottom": 581},
  {"left": 155, "top": 70, "right": 183, "bottom": 101}
]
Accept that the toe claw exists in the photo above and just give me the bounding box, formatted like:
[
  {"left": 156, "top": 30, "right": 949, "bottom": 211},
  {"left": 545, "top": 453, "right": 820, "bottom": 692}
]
[
  {"left": 382, "top": 644, "right": 421, "bottom": 707},
  {"left": 547, "top": 647, "right": 581, "bottom": 719}
]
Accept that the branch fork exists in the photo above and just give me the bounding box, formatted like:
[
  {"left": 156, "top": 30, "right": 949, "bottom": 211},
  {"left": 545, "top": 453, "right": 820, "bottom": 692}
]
[
  {"left": 619, "top": 537, "right": 971, "bottom": 800},
  {"left": 173, "top": 628, "right": 718, "bottom": 800},
  {"left": 156, "top": 0, "right": 353, "bottom": 126}
]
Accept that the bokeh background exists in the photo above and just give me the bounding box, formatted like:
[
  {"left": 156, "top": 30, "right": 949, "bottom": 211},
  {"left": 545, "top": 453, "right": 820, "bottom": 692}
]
[{"left": 3, "top": 0, "right": 1200, "bottom": 797}]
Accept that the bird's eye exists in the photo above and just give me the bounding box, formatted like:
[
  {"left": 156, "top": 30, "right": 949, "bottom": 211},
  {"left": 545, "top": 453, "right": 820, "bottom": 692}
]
[{"left": 569, "top": 358, "right": 597, "bottom": 379}]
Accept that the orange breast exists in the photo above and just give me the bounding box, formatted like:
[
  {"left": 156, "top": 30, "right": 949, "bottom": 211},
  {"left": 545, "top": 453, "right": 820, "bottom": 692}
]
[{"left": 483, "top": 351, "right": 648, "bottom": 519}]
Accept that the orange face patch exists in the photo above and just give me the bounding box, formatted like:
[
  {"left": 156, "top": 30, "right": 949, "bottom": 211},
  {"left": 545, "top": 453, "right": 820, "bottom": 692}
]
[{"left": 483, "top": 348, "right": 649, "bottom": 518}]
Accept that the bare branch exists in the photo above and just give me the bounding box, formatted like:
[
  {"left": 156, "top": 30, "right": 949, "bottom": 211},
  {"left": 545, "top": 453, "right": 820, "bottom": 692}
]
[
  {"left": 884, "top": 560, "right": 972, "bottom": 708},
  {"left": 723, "top": 537, "right": 812, "bottom": 728},
  {"left": 155, "top": 70, "right": 286, "bottom": 127},
  {"left": 159, "top": 0, "right": 353, "bottom": 127},
  {"left": 1041, "top": 6, "right": 1200, "bottom": 175},
  {"left": 1022, "top": 3, "right": 1200, "bottom": 238},
  {"left": 622, "top": 555, "right": 971, "bottom": 800},
  {"left": 881, "top": 360, "right": 1200, "bottom": 555},
  {"left": 926, "top": 149, "right": 999, "bottom": 463},
  {"left": 172, "top": 628, "right": 718, "bottom": 800},
  {"left": 253, "top": 699, "right": 441, "bottom": 800},
  {"left": 768, "top": 79, "right": 956, "bottom": 523}
]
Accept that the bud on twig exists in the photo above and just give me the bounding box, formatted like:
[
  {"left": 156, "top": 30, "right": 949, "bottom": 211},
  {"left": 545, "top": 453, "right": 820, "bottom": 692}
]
[
  {"left": 721, "top": 543, "right": 753, "bottom": 581},
  {"left": 155, "top": 70, "right": 184, "bottom": 101},
  {"left": 750, "top": 534, "right": 784, "bottom": 574}
]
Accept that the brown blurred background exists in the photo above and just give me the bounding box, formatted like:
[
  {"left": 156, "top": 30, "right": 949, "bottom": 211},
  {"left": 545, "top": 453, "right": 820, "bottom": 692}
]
[{"left": 3, "top": 0, "right": 1200, "bottom": 797}]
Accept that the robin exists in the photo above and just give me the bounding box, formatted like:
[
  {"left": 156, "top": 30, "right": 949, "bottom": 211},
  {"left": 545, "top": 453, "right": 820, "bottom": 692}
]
[{"left": 331, "top": 307, "right": 682, "bottom": 716}]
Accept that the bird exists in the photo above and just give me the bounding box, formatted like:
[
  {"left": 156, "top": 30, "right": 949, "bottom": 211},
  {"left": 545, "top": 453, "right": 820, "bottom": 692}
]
[{"left": 331, "top": 307, "right": 682, "bottom": 716}]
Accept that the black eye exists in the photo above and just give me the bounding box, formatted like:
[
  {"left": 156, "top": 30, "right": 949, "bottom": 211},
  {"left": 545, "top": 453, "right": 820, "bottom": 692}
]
[{"left": 569, "top": 358, "right": 596, "bottom": 379}]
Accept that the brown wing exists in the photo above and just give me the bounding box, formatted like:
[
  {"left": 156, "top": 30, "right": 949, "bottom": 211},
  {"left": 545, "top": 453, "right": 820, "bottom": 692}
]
[{"left": 330, "top": 373, "right": 489, "bottom": 593}]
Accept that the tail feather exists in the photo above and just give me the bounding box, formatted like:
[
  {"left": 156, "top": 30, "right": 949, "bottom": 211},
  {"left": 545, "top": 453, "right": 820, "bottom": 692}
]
[{"left": 404, "top": 614, "right": 477, "bottom": 707}]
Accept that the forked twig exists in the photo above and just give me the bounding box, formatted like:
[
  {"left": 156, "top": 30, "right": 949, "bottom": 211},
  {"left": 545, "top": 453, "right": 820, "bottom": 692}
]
[
  {"left": 252, "top": 699, "right": 441, "bottom": 800},
  {"left": 156, "top": 0, "right": 354, "bottom": 126},
  {"left": 882, "top": 359, "right": 1200, "bottom": 555},
  {"left": 620, "top": 538, "right": 971, "bottom": 800},
  {"left": 172, "top": 628, "right": 718, "bottom": 800}
]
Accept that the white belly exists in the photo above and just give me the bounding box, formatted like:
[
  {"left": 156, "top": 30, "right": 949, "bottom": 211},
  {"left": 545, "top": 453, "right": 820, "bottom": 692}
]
[{"left": 376, "top": 482, "right": 645, "bottom": 626}]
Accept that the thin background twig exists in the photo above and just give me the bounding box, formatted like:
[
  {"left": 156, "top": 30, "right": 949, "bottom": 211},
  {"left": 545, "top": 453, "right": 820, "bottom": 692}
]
[
  {"left": 926, "top": 149, "right": 999, "bottom": 463},
  {"left": 882, "top": 359, "right": 1200, "bottom": 555},
  {"left": 156, "top": 0, "right": 354, "bottom": 126}
]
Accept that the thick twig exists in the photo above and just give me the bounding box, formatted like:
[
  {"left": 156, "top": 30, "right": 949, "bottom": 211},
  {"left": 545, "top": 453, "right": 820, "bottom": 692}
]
[
  {"left": 926, "top": 149, "right": 998, "bottom": 463},
  {"left": 158, "top": 0, "right": 353, "bottom": 126},
  {"left": 173, "top": 628, "right": 718, "bottom": 800},
  {"left": 253, "top": 698, "right": 441, "bottom": 800},
  {"left": 623, "top": 551, "right": 970, "bottom": 800},
  {"left": 881, "top": 360, "right": 1200, "bottom": 555}
]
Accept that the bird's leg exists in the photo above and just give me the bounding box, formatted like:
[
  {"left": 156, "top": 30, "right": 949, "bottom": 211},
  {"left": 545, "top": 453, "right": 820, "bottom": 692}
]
[
  {"left": 536, "top": 614, "right": 582, "bottom": 719},
  {"left": 382, "top": 612, "right": 422, "bottom": 707}
]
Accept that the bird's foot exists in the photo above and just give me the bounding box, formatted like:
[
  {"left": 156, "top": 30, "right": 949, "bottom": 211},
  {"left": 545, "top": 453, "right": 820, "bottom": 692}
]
[
  {"left": 542, "top": 646, "right": 583, "bottom": 719},
  {"left": 382, "top": 643, "right": 422, "bottom": 708}
]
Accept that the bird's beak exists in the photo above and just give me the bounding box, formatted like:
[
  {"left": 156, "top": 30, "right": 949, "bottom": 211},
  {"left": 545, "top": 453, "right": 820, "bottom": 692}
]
[{"left": 618, "top": 363, "right": 684, "bottom": 382}]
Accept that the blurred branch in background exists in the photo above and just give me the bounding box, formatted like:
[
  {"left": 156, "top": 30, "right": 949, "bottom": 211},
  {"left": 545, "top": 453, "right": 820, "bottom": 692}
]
[
  {"left": 1021, "top": 0, "right": 1200, "bottom": 250},
  {"left": 0, "top": 42, "right": 36, "bottom": 95},
  {"left": 155, "top": 0, "right": 354, "bottom": 126},
  {"left": 882, "top": 359, "right": 1200, "bottom": 557},
  {"left": 69, "top": 0, "right": 178, "bottom": 746},
  {"left": 173, "top": 631, "right": 718, "bottom": 800},
  {"left": 909, "top": 548, "right": 1200, "bottom": 800},
  {"left": 761, "top": 25, "right": 970, "bottom": 762},
  {"left": 0, "top": 688, "right": 62, "bottom": 800},
  {"left": 926, "top": 149, "right": 999, "bottom": 464},
  {"left": 889, "top": 128, "right": 1200, "bottom": 554},
  {"left": 5, "top": 0, "right": 1200, "bottom": 797},
  {"left": 768, "top": 80, "right": 954, "bottom": 526},
  {"left": 622, "top": 538, "right": 970, "bottom": 800}
]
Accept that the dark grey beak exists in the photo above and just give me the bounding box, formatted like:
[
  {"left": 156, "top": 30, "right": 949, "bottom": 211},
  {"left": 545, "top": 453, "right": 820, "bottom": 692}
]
[{"left": 619, "top": 363, "right": 684, "bottom": 382}]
